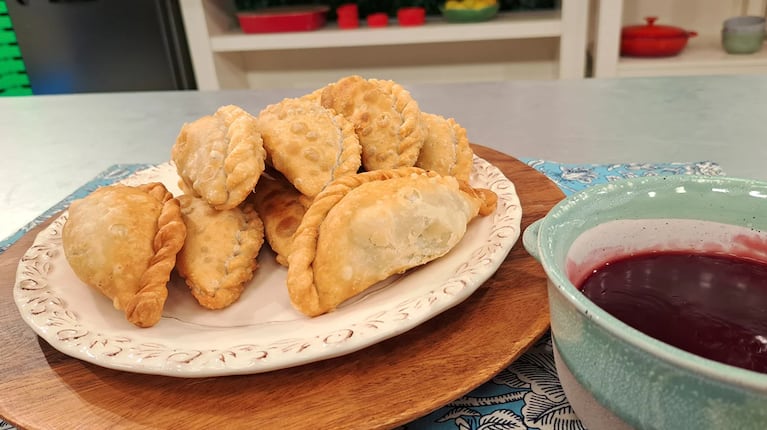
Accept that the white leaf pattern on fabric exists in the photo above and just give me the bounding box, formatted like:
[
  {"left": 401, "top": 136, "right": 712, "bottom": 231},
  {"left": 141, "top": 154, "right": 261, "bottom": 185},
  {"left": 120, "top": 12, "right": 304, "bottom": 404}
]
[
  {"left": 521, "top": 392, "right": 584, "bottom": 430},
  {"left": 456, "top": 417, "right": 472, "bottom": 430},
  {"left": 477, "top": 410, "right": 526, "bottom": 430},
  {"left": 437, "top": 408, "right": 483, "bottom": 422},
  {"left": 559, "top": 167, "right": 598, "bottom": 183},
  {"left": 491, "top": 368, "right": 529, "bottom": 390},
  {"left": 449, "top": 392, "right": 527, "bottom": 408},
  {"left": 512, "top": 345, "right": 567, "bottom": 404}
]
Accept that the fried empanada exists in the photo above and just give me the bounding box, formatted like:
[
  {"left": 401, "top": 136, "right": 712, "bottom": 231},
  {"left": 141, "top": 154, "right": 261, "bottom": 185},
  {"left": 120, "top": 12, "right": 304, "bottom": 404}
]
[
  {"left": 172, "top": 105, "right": 266, "bottom": 210},
  {"left": 256, "top": 97, "right": 361, "bottom": 199},
  {"left": 250, "top": 173, "right": 307, "bottom": 266},
  {"left": 176, "top": 195, "right": 265, "bottom": 310},
  {"left": 319, "top": 75, "right": 426, "bottom": 171},
  {"left": 299, "top": 87, "right": 324, "bottom": 104},
  {"left": 416, "top": 113, "right": 474, "bottom": 182},
  {"left": 286, "top": 167, "right": 497, "bottom": 317},
  {"left": 62, "top": 182, "right": 186, "bottom": 328}
]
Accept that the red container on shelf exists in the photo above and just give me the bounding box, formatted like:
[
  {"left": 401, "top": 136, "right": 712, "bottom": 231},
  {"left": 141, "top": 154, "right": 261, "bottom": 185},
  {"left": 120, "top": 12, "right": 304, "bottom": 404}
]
[
  {"left": 336, "top": 3, "right": 359, "bottom": 29},
  {"left": 397, "top": 7, "right": 425, "bottom": 26},
  {"left": 620, "top": 16, "right": 697, "bottom": 57},
  {"left": 367, "top": 12, "right": 389, "bottom": 28},
  {"left": 237, "top": 6, "right": 330, "bottom": 34}
]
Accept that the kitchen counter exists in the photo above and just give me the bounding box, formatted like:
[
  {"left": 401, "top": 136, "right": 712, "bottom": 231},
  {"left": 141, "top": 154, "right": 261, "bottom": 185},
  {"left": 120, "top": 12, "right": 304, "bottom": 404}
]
[
  {"left": 3, "top": 74, "right": 766, "bottom": 240},
  {"left": 2, "top": 74, "right": 767, "bottom": 430}
]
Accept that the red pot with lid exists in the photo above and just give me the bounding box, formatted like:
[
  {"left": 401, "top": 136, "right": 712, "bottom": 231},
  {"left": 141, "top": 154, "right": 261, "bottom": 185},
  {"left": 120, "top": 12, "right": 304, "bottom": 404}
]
[{"left": 621, "top": 17, "right": 697, "bottom": 57}]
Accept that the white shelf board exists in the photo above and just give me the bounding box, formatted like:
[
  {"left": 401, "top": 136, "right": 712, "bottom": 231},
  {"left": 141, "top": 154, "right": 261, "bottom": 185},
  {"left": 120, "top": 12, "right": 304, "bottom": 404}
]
[
  {"left": 617, "top": 36, "right": 767, "bottom": 77},
  {"left": 210, "top": 10, "right": 563, "bottom": 52}
]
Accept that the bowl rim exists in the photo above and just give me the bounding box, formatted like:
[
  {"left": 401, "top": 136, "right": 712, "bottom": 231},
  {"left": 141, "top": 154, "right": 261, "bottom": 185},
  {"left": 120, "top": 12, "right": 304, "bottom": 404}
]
[
  {"left": 723, "top": 15, "right": 766, "bottom": 28},
  {"left": 535, "top": 174, "right": 767, "bottom": 391}
]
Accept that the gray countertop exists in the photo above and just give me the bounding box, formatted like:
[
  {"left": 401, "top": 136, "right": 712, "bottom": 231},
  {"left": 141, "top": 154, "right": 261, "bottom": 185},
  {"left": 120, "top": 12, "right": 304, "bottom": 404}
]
[{"left": 2, "top": 74, "right": 766, "bottom": 240}]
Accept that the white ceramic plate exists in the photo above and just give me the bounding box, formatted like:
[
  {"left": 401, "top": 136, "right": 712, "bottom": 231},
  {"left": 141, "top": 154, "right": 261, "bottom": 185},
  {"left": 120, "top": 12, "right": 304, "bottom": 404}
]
[{"left": 14, "top": 156, "right": 522, "bottom": 377}]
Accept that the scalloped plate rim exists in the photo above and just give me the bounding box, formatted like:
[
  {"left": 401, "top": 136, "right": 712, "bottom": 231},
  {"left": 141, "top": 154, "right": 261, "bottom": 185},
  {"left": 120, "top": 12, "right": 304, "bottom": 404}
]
[{"left": 13, "top": 156, "right": 522, "bottom": 378}]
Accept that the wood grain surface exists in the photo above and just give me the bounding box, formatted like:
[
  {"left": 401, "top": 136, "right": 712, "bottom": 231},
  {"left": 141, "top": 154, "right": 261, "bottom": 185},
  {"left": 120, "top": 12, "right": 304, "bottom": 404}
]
[{"left": 0, "top": 145, "right": 564, "bottom": 430}]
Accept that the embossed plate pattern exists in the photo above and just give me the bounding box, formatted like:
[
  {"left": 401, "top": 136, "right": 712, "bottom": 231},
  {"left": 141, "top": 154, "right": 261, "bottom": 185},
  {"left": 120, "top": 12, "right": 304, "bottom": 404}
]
[{"left": 13, "top": 156, "right": 521, "bottom": 377}]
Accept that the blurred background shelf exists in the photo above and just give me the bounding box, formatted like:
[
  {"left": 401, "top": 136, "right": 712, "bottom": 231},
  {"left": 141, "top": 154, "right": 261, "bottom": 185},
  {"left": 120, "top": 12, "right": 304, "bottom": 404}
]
[
  {"left": 180, "top": 0, "right": 590, "bottom": 90},
  {"left": 591, "top": 0, "right": 767, "bottom": 78},
  {"left": 616, "top": 36, "right": 767, "bottom": 77},
  {"left": 209, "top": 10, "right": 565, "bottom": 51}
]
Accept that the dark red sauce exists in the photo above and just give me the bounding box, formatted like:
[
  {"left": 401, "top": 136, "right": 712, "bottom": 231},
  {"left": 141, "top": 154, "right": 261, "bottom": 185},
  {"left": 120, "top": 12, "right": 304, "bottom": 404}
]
[{"left": 579, "top": 252, "right": 767, "bottom": 374}]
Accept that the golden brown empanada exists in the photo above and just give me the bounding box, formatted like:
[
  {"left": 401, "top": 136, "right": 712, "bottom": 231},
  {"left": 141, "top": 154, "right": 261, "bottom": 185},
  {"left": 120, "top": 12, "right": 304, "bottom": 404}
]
[
  {"left": 176, "top": 195, "right": 265, "bottom": 310},
  {"left": 319, "top": 75, "right": 426, "bottom": 171},
  {"left": 250, "top": 173, "right": 307, "bottom": 267},
  {"left": 255, "top": 97, "right": 361, "bottom": 199},
  {"left": 62, "top": 182, "right": 186, "bottom": 328},
  {"left": 171, "top": 105, "right": 266, "bottom": 210},
  {"left": 416, "top": 112, "right": 474, "bottom": 182},
  {"left": 299, "top": 87, "right": 324, "bottom": 104},
  {"left": 286, "top": 167, "right": 497, "bottom": 317}
]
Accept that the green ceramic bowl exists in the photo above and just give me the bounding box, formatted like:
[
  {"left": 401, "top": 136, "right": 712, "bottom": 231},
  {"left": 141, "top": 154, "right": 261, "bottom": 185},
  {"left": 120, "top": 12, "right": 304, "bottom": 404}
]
[
  {"left": 523, "top": 175, "right": 767, "bottom": 430},
  {"left": 722, "top": 29, "right": 765, "bottom": 54},
  {"left": 440, "top": 4, "right": 499, "bottom": 23}
]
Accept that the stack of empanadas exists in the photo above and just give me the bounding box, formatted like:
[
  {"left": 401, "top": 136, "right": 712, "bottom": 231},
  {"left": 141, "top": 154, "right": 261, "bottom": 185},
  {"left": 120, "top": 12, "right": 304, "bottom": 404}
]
[
  {"left": 63, "top": 106, "right": 270, "bottom": 327},
  {"left": 61, "top": 74, "right": 500, "bottom": 325}
]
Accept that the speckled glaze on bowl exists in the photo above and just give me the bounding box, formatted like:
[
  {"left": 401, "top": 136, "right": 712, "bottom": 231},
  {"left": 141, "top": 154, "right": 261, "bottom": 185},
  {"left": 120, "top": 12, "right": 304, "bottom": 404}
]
[{"left": 523, "top": 175, "right": 767, "bottom": 430}]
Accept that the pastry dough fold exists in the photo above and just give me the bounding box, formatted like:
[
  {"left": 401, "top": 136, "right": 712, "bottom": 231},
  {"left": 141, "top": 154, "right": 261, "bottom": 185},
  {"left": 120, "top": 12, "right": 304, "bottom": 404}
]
[
  {"left": 287, "top": 167, "right": 496, "bottom": 316},
  {"left": 62, "top": 183, "right": 186, "bottom": 328},
  {"left": 176, "top": 195, "right": 265, "bottom": 309},
  {"left": 172, "top": 105, "right": 266, "bottom": 210},
  {"left": 320, "top": 75, "right": 426, "bottom": 171}
]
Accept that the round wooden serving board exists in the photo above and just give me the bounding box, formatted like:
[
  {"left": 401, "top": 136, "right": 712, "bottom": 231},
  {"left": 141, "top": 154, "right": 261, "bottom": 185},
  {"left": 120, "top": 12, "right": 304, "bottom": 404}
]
[{"left": 0, "top": 145, "right": 564, "bottom": 430}]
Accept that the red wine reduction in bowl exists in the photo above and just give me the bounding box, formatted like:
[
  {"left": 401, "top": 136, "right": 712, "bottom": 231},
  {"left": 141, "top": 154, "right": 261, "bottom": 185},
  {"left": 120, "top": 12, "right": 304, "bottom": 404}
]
[{"left": 579, "top": 251, "right": 767, "bottom": 374}]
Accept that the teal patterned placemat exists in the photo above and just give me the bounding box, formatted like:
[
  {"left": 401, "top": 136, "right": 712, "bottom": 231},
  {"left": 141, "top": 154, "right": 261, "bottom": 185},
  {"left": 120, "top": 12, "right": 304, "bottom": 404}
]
[{"left": 0, "top": 159, "right": 723, "bottom": 430}]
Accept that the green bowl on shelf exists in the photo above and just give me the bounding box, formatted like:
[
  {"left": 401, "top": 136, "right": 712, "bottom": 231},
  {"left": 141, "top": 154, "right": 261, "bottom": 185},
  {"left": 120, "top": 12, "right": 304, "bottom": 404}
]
[{"left": 440, "top": 4, "right": 499, "bottom": 23}]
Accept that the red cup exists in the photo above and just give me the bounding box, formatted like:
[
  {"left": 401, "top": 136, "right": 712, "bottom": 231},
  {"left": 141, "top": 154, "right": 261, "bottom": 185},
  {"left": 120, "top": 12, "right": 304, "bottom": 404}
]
[
  {"left": 397, "top": 7, "right": 425, "bottom": 26},
  {"left": 338, "top": 17, "right": 359, "bottom": 29},
  {"left": 366, "top": 12, "right": 389, "bottom": 27},
  {"left": 336, "top": 3, "right": 359, "bottom": 29}
]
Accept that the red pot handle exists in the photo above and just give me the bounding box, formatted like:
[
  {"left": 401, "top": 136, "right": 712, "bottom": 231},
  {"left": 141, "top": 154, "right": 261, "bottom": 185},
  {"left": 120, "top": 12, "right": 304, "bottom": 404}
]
[{"left": 644, "top": 16, "right": 697, "bottom": 38}]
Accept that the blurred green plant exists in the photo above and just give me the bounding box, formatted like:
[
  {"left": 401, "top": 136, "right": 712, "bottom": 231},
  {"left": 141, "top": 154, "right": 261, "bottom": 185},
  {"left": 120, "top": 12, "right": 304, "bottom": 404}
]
[{"left": 0, "top": 0, "right": 32, "bottom": 96}]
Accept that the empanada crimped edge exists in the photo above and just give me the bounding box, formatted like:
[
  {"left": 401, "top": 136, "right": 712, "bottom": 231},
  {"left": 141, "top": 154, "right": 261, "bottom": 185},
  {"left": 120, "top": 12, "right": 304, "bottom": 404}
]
[
  {"left": 286, "top": 167, "right": 496, "bottom": 317},
  {"left": 370, "top": 78, "right": 427, "bottom": 169},
  {"left": 125, "top": 183, "right": 187, "bottom": 327}
]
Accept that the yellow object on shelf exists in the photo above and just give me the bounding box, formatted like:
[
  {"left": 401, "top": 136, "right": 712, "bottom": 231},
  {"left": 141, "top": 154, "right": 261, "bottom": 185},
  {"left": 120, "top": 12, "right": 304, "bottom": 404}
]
[
  {"left": 444, "top": 0, "right": 497, "bottom": 11},
  {"left": 440, "top": 2, "right": 499, "bottom": 23}
]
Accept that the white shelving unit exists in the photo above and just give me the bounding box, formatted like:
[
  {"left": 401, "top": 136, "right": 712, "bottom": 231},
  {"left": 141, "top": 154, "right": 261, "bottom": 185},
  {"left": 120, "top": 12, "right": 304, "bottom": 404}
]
[
  {"left": 592, "top": 0, "right": 767, "bottom": 78},
  {"left": 179, "top": 0, "right": 590, "bottom": 90}
]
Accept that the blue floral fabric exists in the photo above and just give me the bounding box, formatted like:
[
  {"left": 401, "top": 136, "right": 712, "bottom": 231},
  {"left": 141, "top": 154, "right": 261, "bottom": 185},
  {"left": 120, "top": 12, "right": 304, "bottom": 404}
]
[{"left": 0, "top": 160, "right": 724, "bottom": 430}]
